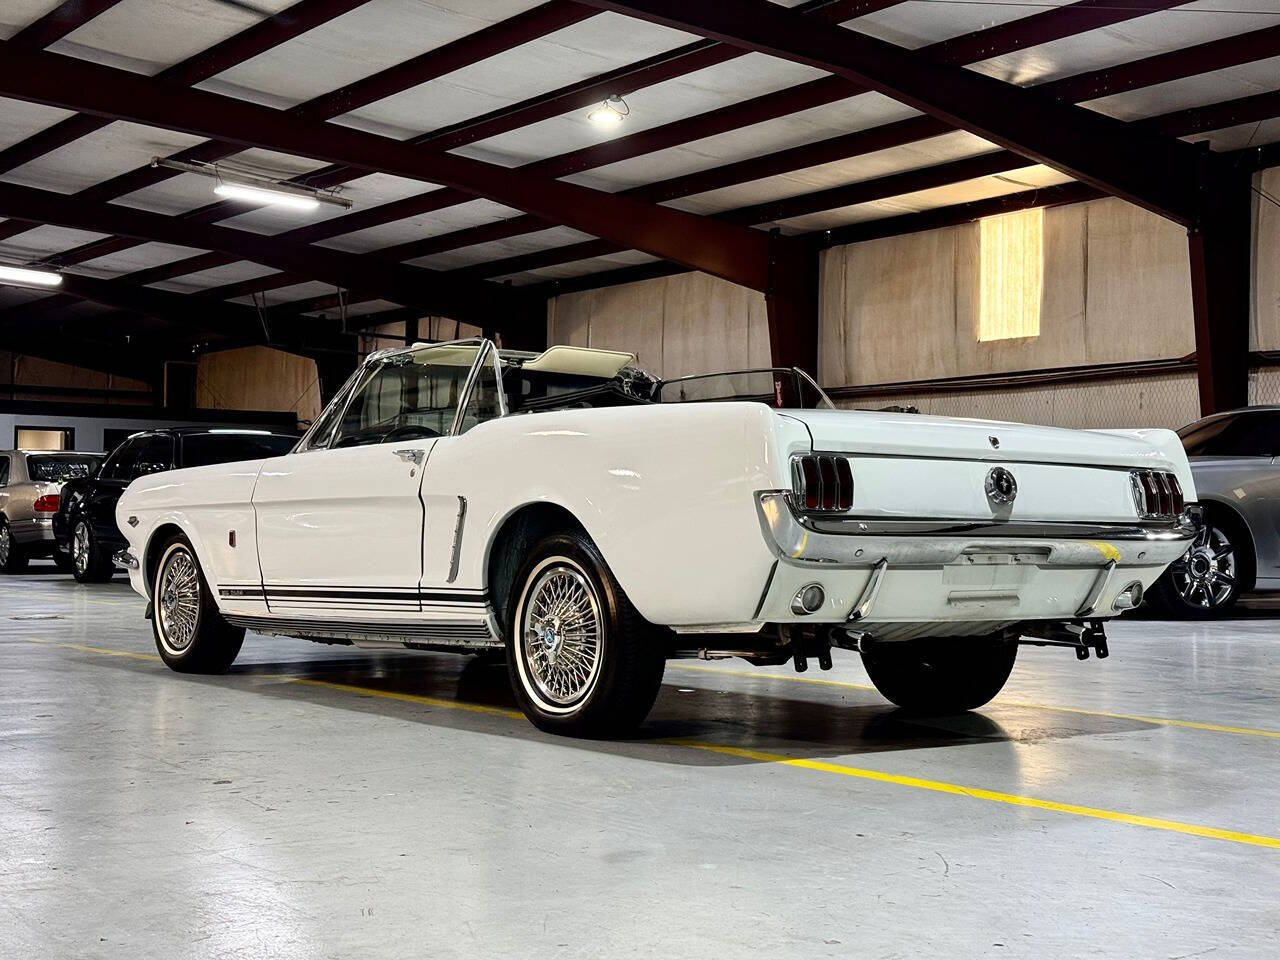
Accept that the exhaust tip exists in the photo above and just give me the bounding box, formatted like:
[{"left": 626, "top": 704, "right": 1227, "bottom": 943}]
[
  {"left": 791, "top": 583, "right": 826, "bottom": 615},
  {"left": 1112, "top": 580, "right": 1144, "bottom": 611}
]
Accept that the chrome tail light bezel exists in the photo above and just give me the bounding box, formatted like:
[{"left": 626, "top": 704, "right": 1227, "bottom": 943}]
[
  {"left": 1129, "top": 469, "right": 1185, "bottom": 520},
  {"left": 790, "top": 453, "right": 854, "bottom": 513}
]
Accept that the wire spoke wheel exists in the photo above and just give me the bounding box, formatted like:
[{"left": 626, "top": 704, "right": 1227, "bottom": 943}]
[
  {"left": 519, "top": 561, "right": 603, "bottom": 710},
  {"left": 73, "top": 522, "right": 90, "bottom": 575},
  {"left": 0, "top": 523, "right": 11, "bottom": 567},
  {"left": 158, "top": 549, "right": 201, "bottom": 652},
  {"left": 1169, "top": 523, "right": 1237, "bottom": 609}
]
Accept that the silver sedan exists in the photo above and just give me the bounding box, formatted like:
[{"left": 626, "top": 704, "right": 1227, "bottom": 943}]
[
  {"left": 1149, "top": 407, "right": 1280, "bottom": 617},
  {"left": 0, "top": 450, "right": 103, "bottom": 574}
]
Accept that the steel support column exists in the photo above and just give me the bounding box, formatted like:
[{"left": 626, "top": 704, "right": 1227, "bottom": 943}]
[
  {"left": 766, "top": 237, "right": 820, "bottom": 374},
  {"left": 1187, "top": 167, "right": 1254, "bottom": 415}
]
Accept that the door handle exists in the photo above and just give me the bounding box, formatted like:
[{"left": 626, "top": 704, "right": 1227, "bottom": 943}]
[{"left": 393, "top": 449, "right": 425, "bottom": 466}]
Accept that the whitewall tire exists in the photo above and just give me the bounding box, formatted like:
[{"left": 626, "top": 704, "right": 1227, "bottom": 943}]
[
  {"left": 151, "top": 538, "right": 244, "bottom": 673},
  {"left": 506, "top": 531, "right": 664, "bottom": 737}
]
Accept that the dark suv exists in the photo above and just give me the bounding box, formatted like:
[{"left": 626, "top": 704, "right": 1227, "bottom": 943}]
[{"left": 54, "top": 428, "right": 297, "bottom": 582}]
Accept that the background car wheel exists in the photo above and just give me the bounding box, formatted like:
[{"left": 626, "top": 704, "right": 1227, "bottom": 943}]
[
  {"left": 0, "top": 519, "right": 29, "bottom": 574},
  {"left": 52, "top": 549, "right": 75, "bottom": 573},
  {"left": 71, "top": 520, "right": 115, "bottom": 583},
  {"left": 506, "top": 531, "right": 665, "bottom": 738},
  {"left": 151, "top": 537, "right": 244, "bottom": 673},
  {"left": 1149, "top": 512, "right": 1250, "bottom": 619},
  {"left": 860, "top": 635, "right": 1018, "bottom": 713}
]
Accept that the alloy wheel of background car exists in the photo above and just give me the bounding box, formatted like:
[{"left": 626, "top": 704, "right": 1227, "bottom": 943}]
[
  {"left": 518, "top": 558, "right": 605, "bottom": 712},
  {"left": 150, "top": 538, "right": 244, "bottom": 673},
  {"left": 71, "top": 520, "right": 113, "bottom": 583},
  {"left": 1168, "top": 523, "right": 1238, "bottom": 610},
  {"left": 72, "top": 522, "right": 90, "bottom": 576}
]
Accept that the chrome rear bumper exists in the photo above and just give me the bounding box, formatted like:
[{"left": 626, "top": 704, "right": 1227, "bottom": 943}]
[{"left": 756, "top": 492, "right": 1198, "bottom": 569}]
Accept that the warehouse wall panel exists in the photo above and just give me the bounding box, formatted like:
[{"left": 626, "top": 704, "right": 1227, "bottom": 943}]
[
  {"left": 1254, "top": 167, "right": 1280, "bottom": 351},
  {"left": 543, "top": 184, "right": 1277, "bottom": 429},
  {"left": 818, "top": 196, "right": 1195, "bottom": 386},
  {"left": 196, "top": 346, "right": 321, "bottom": 425},
  {"left": 547, "top": 273, "right": 769, "bottom": 378}
]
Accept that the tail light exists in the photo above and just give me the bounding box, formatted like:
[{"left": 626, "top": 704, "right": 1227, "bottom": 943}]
[
  {"left": 791, "top": 454, "right": 853, "bottom": 512},
  {"left": 33, "top": 494, "right": 60, "bottom": 513},
  {"left": 1129, "top": 470, "right": 1184, "bottom": 520}
]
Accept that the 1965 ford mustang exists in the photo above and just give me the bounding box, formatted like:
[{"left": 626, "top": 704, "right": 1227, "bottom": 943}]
[{"left": 116, "top": 339, "right": 1200, "bottom": 736}]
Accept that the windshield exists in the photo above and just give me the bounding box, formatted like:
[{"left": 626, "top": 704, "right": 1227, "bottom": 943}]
[
  {"left": 182, "top": 433, "right": 297, "bottom": 468},
  {"left": 28, "top": 455, "right": 103, "bottom": 483},
  {"left": 332, "top": 342, "right": 484, "bottom": 447},
  {"left": 657, "top": 369, "right": 833, "bottom": 409}
]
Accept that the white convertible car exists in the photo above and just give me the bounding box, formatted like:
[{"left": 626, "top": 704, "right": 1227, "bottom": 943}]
[{"left": 116, "top": 339, "right": 1199, "bottom": 736}]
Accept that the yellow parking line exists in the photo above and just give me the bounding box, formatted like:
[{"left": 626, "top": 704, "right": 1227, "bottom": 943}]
[
  {"left": 28, "top": 638, "right": 1280, "bottom": 849},
  {"left": 669, "top": 662, "right": 1280, "bottom": 740},
  {"left": 27, "top": 638, "right": 162, "bottom": 662},
  {"left": 664, "top": 739, "right": 1280, "bottom": 850}
]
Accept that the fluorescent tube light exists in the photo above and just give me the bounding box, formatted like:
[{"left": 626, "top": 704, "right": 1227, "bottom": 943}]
[
  {"left": 214, "top": 181, "right": 321, "bottom": 212},
  {"left": 0, "top": 265, "right": 62, "bottom": 287}
]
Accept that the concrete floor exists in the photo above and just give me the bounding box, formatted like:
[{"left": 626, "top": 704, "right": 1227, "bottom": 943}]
[{"left": 1, "top": 564, "right": 1277, "bottom": 960}]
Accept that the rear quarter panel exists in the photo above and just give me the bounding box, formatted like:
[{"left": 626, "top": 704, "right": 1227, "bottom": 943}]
[{"left": 429, "top": 402, "right": 809, "bottom": 626}]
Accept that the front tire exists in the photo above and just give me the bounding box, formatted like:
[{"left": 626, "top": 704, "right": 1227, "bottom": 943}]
[
  {"left": 151, "top": 537, "right": 244, "bottom": 673},
  {"left": 506, "top": 532, "right": 665, "bottom": 738},
  {"left": 71, "top": 519, "right": 115, "bottom": 583},
  {"left": 860, "top": 635, "right": 1017, "bottom": 713},
  {"left": 0, "top": 519, "right": 29, "bottom": 573}
]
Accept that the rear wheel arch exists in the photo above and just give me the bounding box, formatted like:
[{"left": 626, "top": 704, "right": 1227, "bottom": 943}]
[{"left": 485, "top": 502, "right": 587, "bottom": 634}]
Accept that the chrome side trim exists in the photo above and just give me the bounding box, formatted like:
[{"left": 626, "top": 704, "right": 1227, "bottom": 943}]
[
  {"left": 224, "top": 612, "right": 500, "bottom": 648},
  {"left": 447, "top": 496, "right": 467, "bottom": 584},
  {"left": 1075, "top": 559, "right": 1117, "bottom": 617},
  {"left": 671, "top": 622, "right": 766, "bottom": 635},
  {"left": 847, "top": 559, "right": 887, "bottom": 621}
]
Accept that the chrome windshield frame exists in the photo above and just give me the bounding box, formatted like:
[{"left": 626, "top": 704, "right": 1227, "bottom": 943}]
[{"left": 299, "top": 337, "right": 498, "bottom": 452}]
